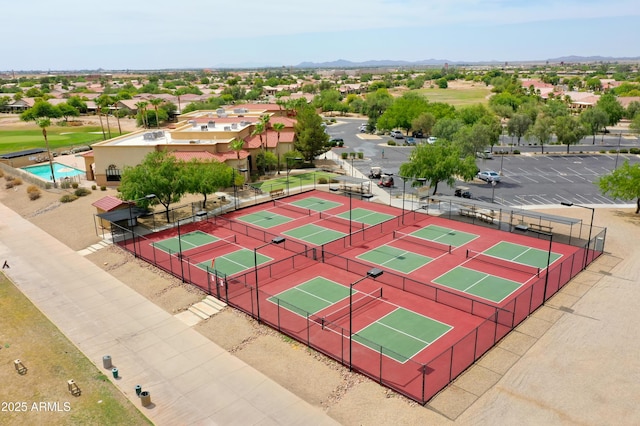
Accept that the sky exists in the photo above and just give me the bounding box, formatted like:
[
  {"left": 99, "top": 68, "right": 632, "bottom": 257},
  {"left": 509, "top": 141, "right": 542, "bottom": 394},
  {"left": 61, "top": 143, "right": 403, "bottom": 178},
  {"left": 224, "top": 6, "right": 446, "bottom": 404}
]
[{"left": 2, "top": 0, "right": 640, "bottom": 71}]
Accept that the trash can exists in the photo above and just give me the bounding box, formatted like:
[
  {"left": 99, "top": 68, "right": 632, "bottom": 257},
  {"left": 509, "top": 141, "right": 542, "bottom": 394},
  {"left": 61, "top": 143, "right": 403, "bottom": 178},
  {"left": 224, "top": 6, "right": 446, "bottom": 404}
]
[
  {"left": 140, "top": 391, "right": 151, "bottom": 407},
  {"left": 102, "top": 355, "right": 112, "bottom": 369},
  {"left": 111, "top": 368, "right": 119, "bottom": 379},
  {"left": 135, "top": 385, "right": 142, "bottom": 396}
]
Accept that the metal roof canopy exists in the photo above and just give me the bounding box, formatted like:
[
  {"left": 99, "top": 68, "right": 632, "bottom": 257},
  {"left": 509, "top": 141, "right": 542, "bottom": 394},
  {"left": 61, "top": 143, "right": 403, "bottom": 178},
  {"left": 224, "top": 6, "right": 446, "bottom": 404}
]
[
  {"left": 0, "top": 148, "right": 47, "bottom": 159},
  {"left": 96, "top": 206, "right": 150, "bottom": 223},
  {"left": 429, "top": 195, "right": 582, "bottom": 226}
]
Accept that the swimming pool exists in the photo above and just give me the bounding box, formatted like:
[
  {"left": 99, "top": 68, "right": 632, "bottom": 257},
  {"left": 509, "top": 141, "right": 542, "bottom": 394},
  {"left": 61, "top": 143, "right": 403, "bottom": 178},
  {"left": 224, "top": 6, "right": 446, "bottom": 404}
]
[{"left": 21, "top": 162, "right": 85, "bottom": 182}]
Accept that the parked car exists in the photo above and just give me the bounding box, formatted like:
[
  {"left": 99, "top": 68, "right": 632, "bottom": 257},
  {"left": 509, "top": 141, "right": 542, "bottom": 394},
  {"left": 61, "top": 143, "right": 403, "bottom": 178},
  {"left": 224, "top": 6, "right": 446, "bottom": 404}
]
[
  {"left": 358, "top": 124, "right": 368, "bottom": 133},
  {"left": 328, "top": 138, "right": 344, "bottom": 147},
  {"left": 476, "top": 150, "right": 493, "bottom": 159},
  {"left": 427, "top": 136, "right": 437, "bottom": 144},
  {"left": 369, "top": 166, "right": 383, "bottom": 179},
  {"left": 378, "top": 174, "right": 394, "bottom": 187},
  {"left": 404, "top": 137, "right": 416, "bottom": 146},
  {"left": 412, "top": 130, "right": 424, "bottom": 138},
  {"left": 454, "top": 186, "right": 472, "bottom": 198},
  {"left": 389, "top": 130, "right": 404, "bottom": 139},
  {"left": 477, "top": 170, "right": 501, "bottom": 183}
]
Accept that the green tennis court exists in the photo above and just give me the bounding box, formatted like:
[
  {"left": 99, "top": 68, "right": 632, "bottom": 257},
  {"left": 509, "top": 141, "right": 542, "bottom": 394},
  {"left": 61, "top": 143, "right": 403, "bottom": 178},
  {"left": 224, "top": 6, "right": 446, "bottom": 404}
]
[
  {"left": 267, "top": 277, "right": 351, "bottom": 316},
  {"left": 353, "top": 308, "right": 452, "bottom": 363},
  {"left": 336, "top": 208, "right": 395, "bottom": 226},
  {"left": 484, "top": 241, "right": 562, "bottom": 269},
  {"left": 283, "top": 224, "right": 346, "bottom": 245},
  {"left": 152, "top": 230, "right": 218, "bottom": 253},
  {"left": 290, "top": 197, "right": 342, "bottom": 212},
  {"left": 236, "top": 210, "right": 293, "bottom": 229},
  {"left": 196, "top": 248, "right": 272, "bottom": 277},
  {"left": 357, "top": 245, "right": 433, "bottom": 274},
  {"left": 433, "top": 266, "right": 523, "bottom": 303},
  {"left": 411, "top": 224, "right": 478, "bottom": 247}
]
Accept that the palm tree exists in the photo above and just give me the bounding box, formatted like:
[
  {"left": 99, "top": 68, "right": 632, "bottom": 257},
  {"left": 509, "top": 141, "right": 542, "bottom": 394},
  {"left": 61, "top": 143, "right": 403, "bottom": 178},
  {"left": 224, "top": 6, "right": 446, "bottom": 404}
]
[
  {"left": 98, "top": 95, "right": 113, "bottom": 139},
  {"left": 135, "top": 101, "right": 149, "bottom": 129},
  {"left": 229, "top": 138, "right": 245, "bottom": 165},
  {"left": 251, "top": 121, "right": 265, "bottom": 150},
  {"left": 150, "top": 98, "right": 163, "bottom": 129},
  {"left": 261, "top": 114, "right": 271, "bottom": 149},
  {"left": 96, "top": 96, "right": 107, "bottom": 139},
  {"left": 37, "top": 118, "right": 56, "bottom": 186},
  {"left": 273, "top": 122, "right": 285, "bottom": 175},
  {"left": 111, "top": 95, "right": 123, "bottom": 135}
]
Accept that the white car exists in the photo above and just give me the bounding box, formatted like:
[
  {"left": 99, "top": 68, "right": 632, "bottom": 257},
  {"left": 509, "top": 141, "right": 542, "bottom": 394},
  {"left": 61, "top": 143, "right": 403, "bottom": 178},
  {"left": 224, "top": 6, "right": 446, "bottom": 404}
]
[
  {"left": 477, "top": 170, "right": 501, "bottom": 183},
  {"left": 427, "top": 136, "right": 437, "bottom": 144},
  {"left": 389, "top": 130, "right": 404, "bottom": 139},
  {"left": 359, "top": 124, "right": 368, "bottom": 133}
]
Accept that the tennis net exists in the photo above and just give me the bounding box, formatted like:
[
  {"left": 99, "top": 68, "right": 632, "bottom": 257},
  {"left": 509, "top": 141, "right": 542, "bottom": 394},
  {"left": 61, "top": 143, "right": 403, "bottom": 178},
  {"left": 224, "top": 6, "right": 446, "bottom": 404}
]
[
  {"left": 320, "top": 288, "right": 383, "bottom": 329},
  {"left": 393, "top": 230, "right": 452, "bottom": 254},
  {"left": 181, "top": 234, "right": 237, "bottom": 257},
  {"left": 318, "top": 211, "right": 365, "bottom": 230},
  {"left": 465, "top": 249, "right": 540, "bottom": 276},
  {"left": 272, "top": 200, "right": 312, "bottom": 216}
]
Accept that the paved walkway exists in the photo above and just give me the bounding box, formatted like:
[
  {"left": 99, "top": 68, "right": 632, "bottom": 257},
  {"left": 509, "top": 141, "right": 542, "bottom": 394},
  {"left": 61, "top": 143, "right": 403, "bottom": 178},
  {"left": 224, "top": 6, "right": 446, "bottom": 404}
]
[{"left": 0, "top": 202, "right": 338, "bottom": 426}]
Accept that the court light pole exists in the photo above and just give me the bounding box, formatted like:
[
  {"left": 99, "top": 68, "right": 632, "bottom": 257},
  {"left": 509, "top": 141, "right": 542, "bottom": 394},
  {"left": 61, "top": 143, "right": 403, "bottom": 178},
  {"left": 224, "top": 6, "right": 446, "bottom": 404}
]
[
  {"left": 560, "top": 202, "right": 594, "bottom": 269},
  {"left": 515, "top": 226, "right": 553, "bottom": 302},
  {"left": 286, "top": 157, "right": 303, "bottom": 195},
  {"left": 233, "top": 167, "right": 248, "bottom": 210},
  {"left": 349, "top": 268, "right": 383, "bottom": 371},
  {"left": 253, "top": 236, "right": 285, "bottom": 323}
]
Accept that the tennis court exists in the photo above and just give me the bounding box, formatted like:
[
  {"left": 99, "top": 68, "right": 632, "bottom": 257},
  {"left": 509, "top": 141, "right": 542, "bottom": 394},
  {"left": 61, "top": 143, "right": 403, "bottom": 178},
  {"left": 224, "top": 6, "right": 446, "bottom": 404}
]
[
  {"left": 288, "top": 196, "right": 342, "bottom": 212},
  {"left": 196, "top": 248, "right": 272, "bottom": 277},
  {"left": 432, "top": 266, "right": 525, "bottom": 303},
  {"left": 151, "top": 230, "right": 218, "bottom": 253},
  {"left": 483, "top": 241, "right": 562, "bottom": 269},
  {"left": 236, "top": 210, "right": 294, "bottom": 229},
  {"left": 357, "top": 245, "right": 434, "bottom": 274},
  {"left": 408, "top": 224, "right": 478, "bottom": 248},
  {"left": 283, "top": 224, "right": 346, "bottom": 245},
  {"left": 354, "top": 308, "right": 452, "bottom": 363},
  {"left": 335, "top": 208, "right": 395, "bottom": 226},
  {"left": 267, "top": 277, "right": 351, "bottom": 316}
]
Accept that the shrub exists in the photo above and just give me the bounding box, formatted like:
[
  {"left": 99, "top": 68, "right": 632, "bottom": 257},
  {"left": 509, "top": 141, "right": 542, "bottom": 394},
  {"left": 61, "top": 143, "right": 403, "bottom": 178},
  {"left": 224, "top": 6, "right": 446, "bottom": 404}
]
[
  {"left": 599, "top": 150, "right": 606, "bottom": 154},
  {"left": 45, "top": 183, "right": 52, "bottom": 189},
  {"left": 60, "top": 180, "right": 72, "bottom": 189},
  {"left": 337, "top": 141, "right": 344, "bottom": 147},
  {"left": 349, "top": 152, "right": 356, "bottom": 158},
  {"left": 513, "top": 150, "right": 521, "bottom": 155},
  {"left": 71, "top": 182, "right": 79, "bottom": 189},
  {"left": 12, "top": 177, "right": 23, "bottom": 186},
  {"left": 387, "top": 140, "right": 396, "bottom": 146},
  {"left": 317, "top": 177, "right": 328, "bottom": 184},
  {"left": 74, "top": 187, "right": 92, "bottom": 197},
  {"left": 100, "top": 186, "right": 107, "bottom": 191},
  {"left": 357, "top": 152, "right": 364, "bottom": 159},
  {"left": 620, "top": 148, "right": 628, "bottom": 154},
  {"left": 60, "top": 194, "right": 78, "bottom": 203},
  {"left": 630, "top": 148, "right": 640, "bottom": 155},
  {"left": 609, "top": 149, "right": 618, "bottom": 154},
  {"left": 5, "top": 181, "right": 14, "bottom": 189},
  {"left": 341, "top": 152, "right": 348, "bottom": 159},
  {"left": 27, "top": 185, "right": 41, "bottom": 200},
  {"left": 5, "top": 175, "right": 15, "bottom": 181},
  {"left": 91, "top": 185, "right": 97, "bottom": 190}
]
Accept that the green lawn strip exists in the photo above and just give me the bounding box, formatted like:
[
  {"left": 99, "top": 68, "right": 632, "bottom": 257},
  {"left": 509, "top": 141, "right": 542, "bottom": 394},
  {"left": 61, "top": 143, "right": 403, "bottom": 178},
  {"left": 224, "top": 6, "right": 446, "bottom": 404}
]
[
  {"left": 0, "top": 126, "right": 121, "bottom": 154},
  {"left": 414, "top": 87, "right": 491, "bottom": 106},
  {"left": 0, "top": 273, "right": 151, "bottom": 425}
]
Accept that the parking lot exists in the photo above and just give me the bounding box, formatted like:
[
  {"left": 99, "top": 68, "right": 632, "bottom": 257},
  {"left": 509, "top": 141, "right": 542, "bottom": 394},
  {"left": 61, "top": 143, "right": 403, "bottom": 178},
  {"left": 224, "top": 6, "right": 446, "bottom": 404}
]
[{"left": 326, "top": 118, "right": 640, "bottom": 207}]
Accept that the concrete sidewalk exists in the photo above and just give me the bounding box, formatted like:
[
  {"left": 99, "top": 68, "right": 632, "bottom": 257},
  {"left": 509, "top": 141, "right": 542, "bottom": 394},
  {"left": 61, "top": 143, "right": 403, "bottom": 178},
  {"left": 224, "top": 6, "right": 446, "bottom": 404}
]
[{"left": 0, "top": 202, "right": 338, "bottom": 426}]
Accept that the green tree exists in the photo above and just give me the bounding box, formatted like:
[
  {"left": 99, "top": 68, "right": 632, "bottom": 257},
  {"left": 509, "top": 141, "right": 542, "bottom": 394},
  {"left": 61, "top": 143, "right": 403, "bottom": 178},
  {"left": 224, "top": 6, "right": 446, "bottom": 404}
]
[
  {"left": 119, "top": 151, "right": 187, "bottom": 223},
  {"left": 598, "top": 160, "right": 640, "bottom": 213},
  {"left": 432, "top": 117, "right": 464, "bottom": 141},
  {"left": 377, "top": 92, "right": 429, "bottom": 134},
  {"left": 580, "top": 108, "right": 609, "bottom": 144},
  {"left": 20, "top": 101, "right": 62, "bottom": 186},
  {"left": 399, "top": 142, "right": 478, "bottom": 195},
  {"left": 364, "top": 88, "right": 393, "bottom": 121},
  {"left": 526, "top": 113, "right": 554, "bottom": 154},
  {"left": 183, "top": 159, "right": 231, "bottom": 208},
  {"left": 293, "top": 104, "right": 329, "bottom": 162},
  {"left": 625, "top": 101, "right": 640, "bottom": 119},
  {"left": 257, "top": 151, "right": 278, "bottom": 174},
  {"left": 57, "top": 102, "right": 80, "bottom": 122},
  {"left": 630, "top": 114, "right": 640, "bottom": 134},
  {"left": 596, "top": 93, "right": 625, "bottom": 131},
  {"left": 507, "top": 113, "right": 532, "bottom": 145},
  {"left": 458, "top": 104, "right": 490, "bottom": 126},
  {"left": 135, "top": 101, "right": 149, "bottom": 129},
  {"left": 67, "top": 96, "right": 87, "bottom": 113},
  {"left": 555, "top": 115, "right": 586, "bottom": 153},
  {"left": 542, "top": 99, "right": 569, "bottom": 118},
  {"left": 411, "top": 112, "right": 436, "bottom": 137}
]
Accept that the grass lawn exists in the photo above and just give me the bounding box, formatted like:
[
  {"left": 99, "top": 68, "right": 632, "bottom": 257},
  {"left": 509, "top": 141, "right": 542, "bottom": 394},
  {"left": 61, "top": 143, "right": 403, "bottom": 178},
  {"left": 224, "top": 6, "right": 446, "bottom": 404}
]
[
  {"left": 0, "top": 273, "right": 151, "bottom": 425},
  {"left": 0, "top": 126, "right": 117, "bottom": 155},
  {"left": 415, "top": 86, "right": 491, "bottom": 107},
  {"left": 250, "top": 171, "right": 337, "bottom": 193}
]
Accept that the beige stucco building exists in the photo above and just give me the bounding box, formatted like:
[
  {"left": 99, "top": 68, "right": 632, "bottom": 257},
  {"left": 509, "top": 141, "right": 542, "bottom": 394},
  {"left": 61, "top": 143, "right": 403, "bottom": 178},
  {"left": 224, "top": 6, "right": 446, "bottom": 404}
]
[{"left": 86, "top": 103, "right": 296, "bottom": 187}]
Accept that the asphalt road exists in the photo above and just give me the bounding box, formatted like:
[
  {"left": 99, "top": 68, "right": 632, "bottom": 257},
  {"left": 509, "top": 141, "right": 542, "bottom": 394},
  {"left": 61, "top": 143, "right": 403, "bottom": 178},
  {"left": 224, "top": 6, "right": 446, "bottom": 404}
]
[{"left": 326, "top": 117, "right": 640, "bottom": 207}]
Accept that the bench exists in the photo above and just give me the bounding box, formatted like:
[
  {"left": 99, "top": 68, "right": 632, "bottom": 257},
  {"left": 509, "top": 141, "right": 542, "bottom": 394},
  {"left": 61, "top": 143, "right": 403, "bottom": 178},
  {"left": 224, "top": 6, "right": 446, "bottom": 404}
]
[
  {"left": 340, "top": 185, "right": 364, "bottom": 194},
  {"left": 269, "top": 189, "right": 285, "bottom": 198},
  {"left": 529, "top": 223, "right": 553, "bottom": 233}
]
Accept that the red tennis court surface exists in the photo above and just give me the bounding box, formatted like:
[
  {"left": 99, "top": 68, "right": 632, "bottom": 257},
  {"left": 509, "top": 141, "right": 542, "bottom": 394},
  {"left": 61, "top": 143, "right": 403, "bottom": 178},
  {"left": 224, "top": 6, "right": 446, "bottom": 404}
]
[{"left": 115, "top": 189, "right": 602, "bottom": 404}]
